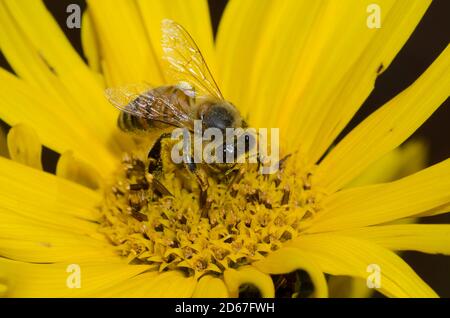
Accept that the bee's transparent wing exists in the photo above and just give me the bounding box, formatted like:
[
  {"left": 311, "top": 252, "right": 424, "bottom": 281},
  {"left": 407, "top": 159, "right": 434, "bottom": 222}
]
[
  {"left": 105, "top": 83, "right": 194, "bottom": 129},
  {"left": 105, "top": 83, "right": 151, "bottom": 113},
  {"left": 161, "top": 19, "right": 224, "bottom": 100}
]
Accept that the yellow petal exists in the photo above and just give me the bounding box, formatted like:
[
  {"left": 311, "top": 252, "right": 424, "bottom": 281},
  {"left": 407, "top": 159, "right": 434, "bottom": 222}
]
[
  {"left": 0, "top": 187, "right": 111, "bottom": 264},
  {"left": 336, "top": 224, "right": 450, "bottom": 255},
  {"left": 0, "top": 257, "right": 151, "bottom": 297},
  {"left": 309, "top": 159, "right": 450, "bottom": 233},
  {"left": 0, "top": 69, "right": 117, "bottom": 177},
  {"left": 0, "top": 238, "right": 115, "bottom": 264},
  {"left": 0, "top": 120, "right": 8, "bottom": 158},
  {"left": 216, "top": 0, "right": 430, "bottom": 148},
  {"left": 327, "top": 276, "right": 373, "bottom": 298},
  {"left": 1, "top": 0, "right": 121, "bottom": 152},
  {"left": 419, "top": 203, "right": 450, "bottom": 217},
  {"left": 86, "top": 0, "right": 163, "bottom": 86},
  {"left": 56, "top": 151, "right": 103, "bottom": 190},
  {"left": 146, "top": 272, "right": 196, "bottom": 297},
  {"left": 0, "top": 2, "right": 61, "bottom": 97},
  {"left": 192, "top": 275, "right": 229, "bottom": 298},
  {"left": 346, "top": 138, "right": 428, "bottom": 188},
  {"left": 137, "top": 0, "right": 216, "bottom": 79},
  {"left": 216, "top": 0, "right": 303, "bottom": 120},
  {"left": 223, "top": 266, "right": 274, "bottom": 298},
  {"left": 0, "top": 282, "right": 7, "bottom": 297},
  {"left": 81, "top": 10, "right": 100, "bottom": 73},
  {"left": 7, "top": 123, "right": 42, "bottom": 170},
  {"left": 301, "top": 1, "right": 432, "bottom": 163},
  {"left": 317, "top": 45, "right": 450, "bottom": 193},
  {"left": 253, "top": 247, "right": 328, "bottom": 298},
  {"left": 0, "top": 206, "right": 99, "bottom": 240},
  {"left": 0, "top": 156, "right": 100, "bottom": 228},
  {"left": 287, "top": 234, "right": 437, "bottom": 297},
  {"left": 101, "top": 271, "right": 196, "bottom": 298}
]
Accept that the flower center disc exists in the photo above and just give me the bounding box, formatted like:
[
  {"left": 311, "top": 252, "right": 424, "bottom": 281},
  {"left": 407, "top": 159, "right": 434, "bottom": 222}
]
[{"left": 99, "top": 139, "right": 322, "bottom": 277}]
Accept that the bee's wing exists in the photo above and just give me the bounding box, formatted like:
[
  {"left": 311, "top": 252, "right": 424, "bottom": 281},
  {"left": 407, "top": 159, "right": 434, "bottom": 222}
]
[
  {"left": 105, "top": 83, "right": 194, "bottom": 130},
  {"left": 161, "top": 19, "right": 224, "bottom": 100}
]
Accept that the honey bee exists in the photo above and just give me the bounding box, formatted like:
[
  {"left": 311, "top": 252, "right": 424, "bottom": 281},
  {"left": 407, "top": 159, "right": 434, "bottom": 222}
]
[{"left": 105, "top": 19, "right": 255, "bottom": 212}]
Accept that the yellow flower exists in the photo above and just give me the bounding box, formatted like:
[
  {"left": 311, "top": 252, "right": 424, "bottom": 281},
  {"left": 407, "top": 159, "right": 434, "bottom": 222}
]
[{"left": 0, "top": 0, "right": 449, "bottom": 298}]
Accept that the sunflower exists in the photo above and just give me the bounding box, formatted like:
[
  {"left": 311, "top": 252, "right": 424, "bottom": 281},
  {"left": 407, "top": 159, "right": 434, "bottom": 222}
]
[{"left": 0, "top": 0, "right": 449, "bottom": 298}]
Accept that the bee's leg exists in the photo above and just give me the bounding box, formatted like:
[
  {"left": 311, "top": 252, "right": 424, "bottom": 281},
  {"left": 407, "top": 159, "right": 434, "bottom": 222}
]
[
  {"left": 256, "top": 154, "right": 262, "bottom": 172},
  {"left": 227, "top": 166, "right": 246, "bottom": 197},
  {"left": 146, "top": 174, "right": 173, "bottom": 197},
  {"left": 148, "top": 133, "right": 171, "bottom": 173},
  {"left": 147, "top": 133, "right": 173, "bottom": 197},
  {"left": 277, "top": 153, "right": 292, "bottom": 171},
  {"left": 184, "top": 156, "right": 210, "bottom": 217}
]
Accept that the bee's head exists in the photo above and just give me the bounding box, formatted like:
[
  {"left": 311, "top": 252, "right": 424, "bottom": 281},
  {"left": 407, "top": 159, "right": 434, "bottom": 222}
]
[
  {"left": 200, "top": 101, "right": 244, "bottom": 131},
  {"left": 199, "top": 100, "right": 254, "bottom": 165}
]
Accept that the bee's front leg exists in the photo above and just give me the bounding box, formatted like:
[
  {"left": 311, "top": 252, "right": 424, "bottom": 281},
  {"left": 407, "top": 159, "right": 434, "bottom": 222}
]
[{"left": 184, "top": 156, "right": 210, "bottom": 217}]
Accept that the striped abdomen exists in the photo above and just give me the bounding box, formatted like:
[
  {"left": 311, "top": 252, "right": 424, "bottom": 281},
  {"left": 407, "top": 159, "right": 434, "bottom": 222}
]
[
  {"left": 117, "top": 111, "right": 156, "bottom": 133},
  {"left": 117, "top": 85, "right": 195, "bottom": 134}
]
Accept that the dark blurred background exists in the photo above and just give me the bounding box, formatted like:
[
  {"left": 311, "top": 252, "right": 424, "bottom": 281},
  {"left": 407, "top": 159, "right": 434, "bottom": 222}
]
[{"left": 0, "top": 0, "right": 449, "bottom": 297}]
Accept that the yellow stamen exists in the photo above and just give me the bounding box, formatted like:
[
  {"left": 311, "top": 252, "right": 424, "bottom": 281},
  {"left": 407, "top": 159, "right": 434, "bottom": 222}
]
[{"left": 99, "top": 139, "right": 324, "bottom": 278}]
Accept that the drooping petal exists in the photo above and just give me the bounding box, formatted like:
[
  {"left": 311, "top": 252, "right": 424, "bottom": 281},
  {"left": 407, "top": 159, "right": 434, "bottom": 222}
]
[
  {"left": 253, "top": 247, "right": 328, "bottom": 297},
  {"left": 309, "top": 159, "right": 450, "bottom": 233},
  {"left": 317, "top": 45, "right": 450, "bottom": 193},
  {"left": 193, "top": 275, "right": 229, "bottom": 298},
  {"left": 345, "top": 139, "right": 428, "bottom": 188},
  {"left": 7, "top": 124, "right": 42, "bottom": 170},
  {"left": 56, "top": 151, "right": 103, "bottom": 190},
  {"left": 327, "top": 276, "right": 373, "bottom": 298},
  {"left": 223, "top": 266, "right": 274, "bottom": 298},
  {"left": 287, "top": 234, "right": 437, "bottom": 297}
]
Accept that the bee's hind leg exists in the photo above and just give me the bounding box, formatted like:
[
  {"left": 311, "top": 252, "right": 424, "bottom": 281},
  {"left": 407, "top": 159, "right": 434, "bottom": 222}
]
[
  {"left": 150, "top": 175, "right": 173, "bottom": 197},
  {"left": 184, "top": 156, "right": 210, "bottom": 218},
  {"left": 147, "top": 133, "right": 174, "bottom": 197}
]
